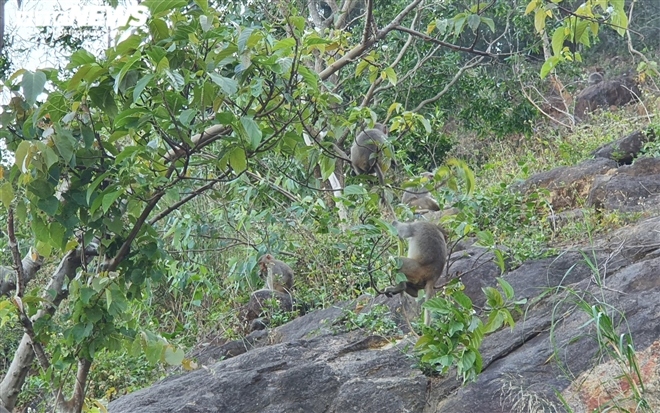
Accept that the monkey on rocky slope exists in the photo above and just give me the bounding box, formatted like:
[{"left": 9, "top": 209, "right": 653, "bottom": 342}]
[
  {"left": 350, "top": 123, "right": 392, "bottom": 185},
  {"left": 384, "top": 220, "right": 447, "bottom": 325},
  {"left": 401, "top": 172, "right": 440, "bottom": 212},
  {"left": 257, "top": 254, "right": 294, "bottom": 294}
]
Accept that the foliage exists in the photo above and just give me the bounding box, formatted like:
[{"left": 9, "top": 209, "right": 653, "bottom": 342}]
[
  {"left": 0, "top": 0, "right": 654, "bottom": 409},
  {"left": 415, "top": 278, "right": 524, "bottom": 382},
  {"left": 332, "top": 303, "right": 401, "bottom": 338}
]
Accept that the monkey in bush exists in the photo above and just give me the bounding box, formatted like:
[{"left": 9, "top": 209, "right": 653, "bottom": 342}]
[
  {"left": 384, "top": 220, "right": 447, "bottom": 325},
  {"left": 401, "top": 172, "right": 440, "bottom": 212},
  {"left": 350, "top": 123, "right": 392, "bottom": 185},
  {"left": 258, "top": 254, "right": 294, "bottom": 294}
]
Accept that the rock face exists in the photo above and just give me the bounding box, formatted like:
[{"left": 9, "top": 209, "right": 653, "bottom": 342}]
[
  {"left": 587, "top": 157, "right": 660, "bottom": 213},
  {"left": 109, "top": 216, "right": 660, "bottom": 412},
  {"left": 515, "top": 157, "right": 616, "bottom": 210},
  {"left": 592, "top": 129, "right": 656, "bottom": 165},
  {"left": 574, "top": 75, "right": 642, "bottom": 121}
]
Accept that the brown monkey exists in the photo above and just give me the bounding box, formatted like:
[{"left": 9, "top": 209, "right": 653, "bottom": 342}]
[
  {"left": 258, "top": 254, "right": 294, "bottom": 293},
  {"left": 384, "top": 221, "right": 447, "bottom": 325},
  {"left": 350, "top": 123, "right": 392, "bottom": 184},
  {"left": 401, "top": 172, "right": 440, "bottom": 212}
]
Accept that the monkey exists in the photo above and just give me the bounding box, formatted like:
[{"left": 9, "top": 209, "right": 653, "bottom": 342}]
[
  {"left": 257, "top": 254, "right": 294, "bottom": 294},
  {"left": 384, "top": 221, "right": 447, "bottom": 325},
  {"left": 401, "top": 172, "right": 440, "bottom": 212},
  {"left": 350, "top": 123, "right": 392, "bottom": 185},
  {"left": 588, "top": 71, "right": 604, "bottom": 85}
]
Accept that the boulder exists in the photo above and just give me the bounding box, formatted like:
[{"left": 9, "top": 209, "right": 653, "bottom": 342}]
[
  {"left": 574, "top": 75, "right": 642, "bottom": 121},
  {"left": 587, "top": 157, "right": 660, "bottom": 213},
  {"left": 516, "top": 157, "right": 616, "bottom": 210},
  {"left": 592, "top": 129, "right": 656, "bottom": 165}
]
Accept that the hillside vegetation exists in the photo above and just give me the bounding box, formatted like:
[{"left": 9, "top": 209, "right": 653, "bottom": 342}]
[{"left": 0, "top": 0, "right": 659, "bottom": 411}]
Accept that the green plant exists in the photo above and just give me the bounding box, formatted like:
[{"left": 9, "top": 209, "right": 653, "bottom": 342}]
[
  {"left": 415, "top": 278, "right": 523, "bottom": 382},
  {"left": 332, "top": 304, "right": 402, "bottom": 338}
]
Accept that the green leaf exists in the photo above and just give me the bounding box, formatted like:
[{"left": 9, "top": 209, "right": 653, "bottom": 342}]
[
  {"left": 141, "top": 0, "right": 187, "bottom": 16},
  {"left": 237, "top": 28, "right": 255, "bottom": 53},
  {"left": 22, "top": 71, "right": 47, "bottom": 106},
  {"left": 497, "top": 277, "right": 515, "bottom": 300},
  {"left": 319, "top": 155, "right": 335, "bottom": 180},
  {"left": 0, "top": 183, "right": 13, "bottom": 210},
  {"left": 164, "top": 345, "right": 185, "bottom": 365},
  {"left": 240, "top": 116, "right": 262, "bottom": 149},
  {"left": 49, "top": 221, "right": 66, "bottom": 250},
  {"left": 208, "top": 73, "right": 238, "bottom": 96},
  {"left": 89, "top": 85, "right": 119, "bottom": 118},
  {"left": 14, "top": 140, "right": 32, "bottom": 172},
  {"left": 480, "top": 17, "right": 495, "bottom": 32},
  {"left": 133, "top": 74, "right": 154, "bottom": 103},
  {"left": 193, "top": 0, "right": 209, "bottom": 11},
  {"left": 31, "top": 215, "right": 50, "bottom": 244},
  {"left": 343, "top": 185, "right": 366, "bottom": 196},
  {"left": 102, "top": 189, "right": 124, "bottom": 213},
  {"left": 38, "top": 196, "right": 59, "bottom": 216},
  {"left": 534, "top": 9, "right": 546, "bottom": 33},
  {"left": 228, "top": 147, "right": 247, "bottom": 172},
  {"left": 52, "top": 126, "right": 76, "bottom": 163},
  {"left": 67, "top": 49, "right": 96, "bottom": 69},
  {"left": 467, "top": 14, "right": 481, "bottom": 32},
  {"left": 80, "top": 287, "right": 95, "bottom": 304},
  {"left": 114, "top": 53, "right": 142, "bottom": 94},
  {"left": 273, "top": 37, "right": 296, "bottom": 52},
  {"left": 86, "top": 171, "right": 111, "bottom": 205},
  {"left": 383, "top": 67, "right": 397, "bottom": 86},
  {"left": 540, "top": 56, "right": 560, "bottom": 79},
  {"left": 453, "top": 291, "right": 473, "bottom": 309},
  {"left": 551, "top": 27, "right": 566, "bottom": 56},
  {"left": 164, "top": 69, "right": 185, "bottom": 91}
]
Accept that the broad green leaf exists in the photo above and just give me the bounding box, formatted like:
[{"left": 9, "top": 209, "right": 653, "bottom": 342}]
[
  {"left": 273, "top": 37, "right": 296, "bottom": 52},
  {"left": 89, "top": 85, "right": 119, "bottom": 118},
  {"left": 22, "top": 71, "right": 47, "bottom": 106},
  {"left": 228, "top": 147, "right": 247, "bottom": 172},
  {"left": 38, "top": 196, "right": 59, "bottom": 216},
  {"left": 164, "top": 69, "right": 185, "bottom": 91},
  {"left": 237, "top": 28, "right": 255, "bottom": 53},
  {"left": 133, "top": 73, "right": 154, "bottom": 103},
  {"left": 0, "top": 183, "right": 13, "bottom": 209},
  {"left": 52, "top": 127, "right": 76, "bottom": 164},
  {"left": 67, "top": 49, "right": 96, "bottom": 69},
  {"left": 467, "top": 14, "right": 480, "bottom": 32},
  {"left": 298, "top": 66, "right": 318, "bottom": 92},
  {"left": 142, "top": 0, "right": 187, "bottom": 16},
  {"left": 102, "top": 189, "right": 124, "bottom": 213},
  {"left": 343, "top": 185, "right": 366, "bottom": 196},
  {"left": 540, "top": 56, "right": 560, "bottom": 78},
  {"left": 32, "top": 215, "right": 50, "bottom": 244},
  {"left": 453, "top": 291, "right": 473, "bottom": 309},
  {"left": 551, "top": 27, "right": 566, "bottom": 56},
  {"left": 164, "top": 345, "right": 185, "bottom": 365},
  {"left": 534, "top": 9, "right": 546, "bottom": 33},
  {"left": 193, "top": 0, "right": 209, "bottom": 12},
  {"left": 49, "top": 221, "right": 66, "bottom": 249},
  {"left": 114, "top": 53, "right": 142, "bottom": 94},
  {"left": 208, "top": 73, "right": 238, "bottom": 95},
  {"left": 497, "top": 277, "right": 515, "bottom": 300},
  {"left": 480, "top": 17, "right": 495, "bottom": 32},
  {"left": 240, "top": 116, "right": 262, "bottom": 149},
  {"left": 383, "top": 67, "right": 397, "bottom": 86},
  {"left": 113, "top": 34, "right": 142, "bottom": 56},
  {"left": 14, "top": 140, "right": 32, "bottom": 172},
  {"left": 86, "top": 171, "right": 111, "bottom": 205}
]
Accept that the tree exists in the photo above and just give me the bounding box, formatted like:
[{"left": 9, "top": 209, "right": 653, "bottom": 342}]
[{"left": 0, "top": 0, "right": 648, "bottom": 411}]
